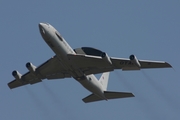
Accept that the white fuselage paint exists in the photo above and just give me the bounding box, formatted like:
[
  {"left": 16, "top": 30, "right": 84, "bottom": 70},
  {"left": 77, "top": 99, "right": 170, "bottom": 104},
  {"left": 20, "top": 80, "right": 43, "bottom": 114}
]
[{"left": 39, "top": 23, "right": 106, "bottom": 100}]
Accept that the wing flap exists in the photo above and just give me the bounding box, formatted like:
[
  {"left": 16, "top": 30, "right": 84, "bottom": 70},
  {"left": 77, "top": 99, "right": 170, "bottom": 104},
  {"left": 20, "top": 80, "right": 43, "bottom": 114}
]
[{"left": 28, "top": 78, "right": 42, "bottom": 84}]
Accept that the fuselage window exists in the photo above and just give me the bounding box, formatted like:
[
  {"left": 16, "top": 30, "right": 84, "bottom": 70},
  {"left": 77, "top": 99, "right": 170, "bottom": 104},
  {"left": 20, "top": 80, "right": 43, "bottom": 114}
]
[{"left": 55, "top": 32, "right": 63, "bottom": 41}]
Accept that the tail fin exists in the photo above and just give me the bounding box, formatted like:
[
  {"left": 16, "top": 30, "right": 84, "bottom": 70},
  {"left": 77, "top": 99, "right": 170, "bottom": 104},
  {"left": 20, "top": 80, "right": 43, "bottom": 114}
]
[{"left": 99, "top": 72, "right": 110, "bottom": 90}]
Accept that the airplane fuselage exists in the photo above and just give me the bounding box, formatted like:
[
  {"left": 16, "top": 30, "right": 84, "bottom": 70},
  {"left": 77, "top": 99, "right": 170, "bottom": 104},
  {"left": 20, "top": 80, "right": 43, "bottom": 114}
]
[{"left": 39, "top": 23, "right": 106, "bottom": 100}]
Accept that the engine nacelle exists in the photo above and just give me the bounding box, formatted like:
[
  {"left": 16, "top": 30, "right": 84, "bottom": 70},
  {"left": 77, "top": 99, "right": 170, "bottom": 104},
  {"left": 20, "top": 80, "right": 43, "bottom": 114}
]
[
  {"left": 129, "top": 54, "right": 141, "bottom": 67},
  {"left": 26, "top": 62, "right": 37, "bottom": 72},
  {"left": 101, "top": 52, "right": 112, "bottom": 65},
  {"left": 26, "top": 62, "right": 43, "bottom": 81},
  {"left": 12, "top": 70, "right": 22, "bottom": 80}
]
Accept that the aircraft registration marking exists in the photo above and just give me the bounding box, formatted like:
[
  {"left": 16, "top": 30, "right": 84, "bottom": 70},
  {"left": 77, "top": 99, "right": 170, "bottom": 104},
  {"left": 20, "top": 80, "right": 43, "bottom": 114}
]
[{"left": 119, "top": 61, "right": 134, "bottom": 65}]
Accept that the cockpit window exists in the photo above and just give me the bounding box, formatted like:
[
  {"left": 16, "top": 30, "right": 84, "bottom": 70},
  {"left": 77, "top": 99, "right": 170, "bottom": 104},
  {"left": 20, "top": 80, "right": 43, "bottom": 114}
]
[
  {"left": 55, "top": 31, "right": 63, "bottom": 41},
  {"left": 41, "top": 28, "right": 45, "bottom": 34},
  {"left": 45, "top": 23, "right": 50, "bottom": 26}
]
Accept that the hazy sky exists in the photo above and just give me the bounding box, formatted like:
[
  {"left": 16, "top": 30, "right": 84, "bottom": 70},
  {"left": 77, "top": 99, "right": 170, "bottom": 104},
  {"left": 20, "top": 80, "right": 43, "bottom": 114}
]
[{"left": 0, "top": 1, "right": 180, "bottom": 120}]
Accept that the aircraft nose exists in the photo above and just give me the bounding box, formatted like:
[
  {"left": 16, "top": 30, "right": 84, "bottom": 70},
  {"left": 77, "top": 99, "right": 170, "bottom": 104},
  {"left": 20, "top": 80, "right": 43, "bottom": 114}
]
[
  {"left": 39, "top": 23, "right": 44, "bottom": 29},
  {"left": 39, "top": 23, "right": 46, "bottom": 34}
]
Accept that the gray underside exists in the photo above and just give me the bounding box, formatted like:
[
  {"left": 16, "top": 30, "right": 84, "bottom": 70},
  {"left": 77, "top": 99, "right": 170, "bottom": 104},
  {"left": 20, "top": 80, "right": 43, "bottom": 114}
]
[{"left": 82, "top": 91, "right": 135, "bottom": 103}]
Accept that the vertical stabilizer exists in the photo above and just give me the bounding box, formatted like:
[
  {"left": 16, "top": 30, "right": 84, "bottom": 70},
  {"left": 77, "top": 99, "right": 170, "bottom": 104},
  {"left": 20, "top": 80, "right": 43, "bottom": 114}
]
[{"left": 99, "top": 72, "right": 110, "bottom": 90}]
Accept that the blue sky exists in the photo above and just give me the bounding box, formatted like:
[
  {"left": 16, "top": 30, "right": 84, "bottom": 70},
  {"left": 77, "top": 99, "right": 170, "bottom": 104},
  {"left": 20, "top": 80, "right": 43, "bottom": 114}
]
[{"left": 0, "top": 1, "right": 180, "bottom": 120}]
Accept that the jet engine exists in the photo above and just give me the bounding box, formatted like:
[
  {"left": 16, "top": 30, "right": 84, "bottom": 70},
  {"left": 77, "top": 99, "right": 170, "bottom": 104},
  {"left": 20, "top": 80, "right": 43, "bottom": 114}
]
[
  {"left": 129, "top": 54, "right": 141, "bottom": 67},
  {"left": 12, "top": 70, "right": 22, "bottom": 81},
  {"left": 101, "top": 52, "right": 112, "bottom": 65},
  {"left": 26, "top": 62, "right": 37, "bottom": 72},
  {"left": 25, "top": 62, "right": 43, "bottom": 81}
]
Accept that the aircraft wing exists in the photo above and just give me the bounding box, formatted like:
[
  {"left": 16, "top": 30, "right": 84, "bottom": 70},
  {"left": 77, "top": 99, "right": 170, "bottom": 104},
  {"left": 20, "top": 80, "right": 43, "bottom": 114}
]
[
  {"left": 111, "top": 57, "right": 172, "bottom": 70},
  {"left": 67, "top": 54, "right": 172, "bottom": 75},
  {"left": 8, "top": 56, "right": 71, "bottom": 89}
]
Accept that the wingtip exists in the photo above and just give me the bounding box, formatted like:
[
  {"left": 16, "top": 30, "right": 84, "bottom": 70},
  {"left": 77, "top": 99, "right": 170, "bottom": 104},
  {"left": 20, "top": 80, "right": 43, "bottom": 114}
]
[
  {"left": 7, "top": 85, "right": 12, "bottom": 89},
  {"left": 165, "top": 62, "right": 173, "bottom": 68},
  {"left": 7, "top": 83, "right": 13, "bottom": 89}
]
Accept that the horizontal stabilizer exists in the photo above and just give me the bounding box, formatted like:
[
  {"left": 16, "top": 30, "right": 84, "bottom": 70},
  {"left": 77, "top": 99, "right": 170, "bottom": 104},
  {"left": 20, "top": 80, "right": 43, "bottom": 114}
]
[
  {"left": 82, "top": 94, "right": 103, "bottom": 103},
  {"left": 82, "top": 91, "right": 134, "bottom": 103},
  {"left": 104, "top": 91, "right": 134, "bottom": 99}
]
